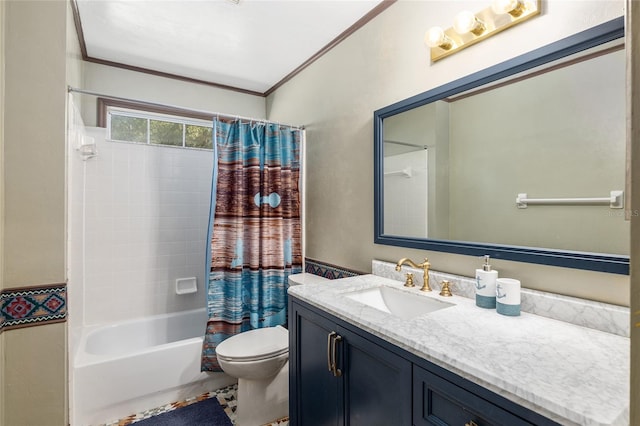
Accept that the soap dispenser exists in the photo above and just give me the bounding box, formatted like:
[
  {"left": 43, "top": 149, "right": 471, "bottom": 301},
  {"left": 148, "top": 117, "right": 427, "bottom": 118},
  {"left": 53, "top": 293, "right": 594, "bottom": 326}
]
[{"left": 475, "top": 255, "right": 498, "bottom": 309}]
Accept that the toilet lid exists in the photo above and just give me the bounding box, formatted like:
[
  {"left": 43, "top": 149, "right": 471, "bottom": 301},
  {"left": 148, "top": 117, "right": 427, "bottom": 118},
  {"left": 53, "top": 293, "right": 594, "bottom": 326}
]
[{"left": 216, "top": 325, "right": 288, "bottom": 362}]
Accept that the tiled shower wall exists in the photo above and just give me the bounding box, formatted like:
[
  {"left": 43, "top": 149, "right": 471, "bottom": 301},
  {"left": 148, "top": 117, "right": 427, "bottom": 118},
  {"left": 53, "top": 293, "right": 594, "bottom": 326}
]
[
  {"left": 383, "top": 150, "right": 428, "bottom": 237},
  {"left": 75, "top": 128, "right": 213, "bottom": 326}
]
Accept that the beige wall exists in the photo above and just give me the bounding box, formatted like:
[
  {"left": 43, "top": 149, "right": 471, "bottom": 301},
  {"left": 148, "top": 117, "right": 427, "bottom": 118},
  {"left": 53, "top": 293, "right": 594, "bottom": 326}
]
[
  {"left": 266, "top": 0, "right": 629, "bottom": 306},
  {"left": 3, "top": 325, "right": 67, "bottom": 426},
  {"left": 80, "top": 62, "right": 266, "bottom": 127},
  {"left": 2, "top": 1, "right": 69, "bottom": 425},
  {"left": 0, "top": 0, "right": 5, "bottom": 422},
  {"left": 5, "top": 1, "right": 67, "bottom": 286},
  {"left": 628, "top": 0, "right": 639, "bottom": 422},
  {"left": 448, "top": 49, "right": 627, "bottom": 254},
  {"left": 0, "top": 0, "right": 5, "bottom": 295}
]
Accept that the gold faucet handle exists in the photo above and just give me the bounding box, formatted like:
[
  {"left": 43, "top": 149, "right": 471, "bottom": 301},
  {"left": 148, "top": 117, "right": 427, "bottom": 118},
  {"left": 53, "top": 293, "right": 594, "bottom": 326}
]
[
  {"left": 439, "top": 280, "right": 453, "bottom": 297},
  {"left": 421, "top": 258, "right": 431, "bottom": 271},
  {"left": 404, "top": 273, "right": 415, "bottom": 287}
]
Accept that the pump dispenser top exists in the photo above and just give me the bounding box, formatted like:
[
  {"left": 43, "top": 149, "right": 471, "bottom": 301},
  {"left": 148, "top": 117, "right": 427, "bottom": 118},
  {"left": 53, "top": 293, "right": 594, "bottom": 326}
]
[{"left": 482, "top": 255, "right": 492, "bottom": 272}]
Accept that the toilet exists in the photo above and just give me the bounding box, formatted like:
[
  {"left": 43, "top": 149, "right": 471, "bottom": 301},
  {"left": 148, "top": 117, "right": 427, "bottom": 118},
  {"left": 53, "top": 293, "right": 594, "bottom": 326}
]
[
  {"left": 215, "top": 273, "right": 327, "bottom": 425},
  {"left": 216, "top": 325, "right": 289, "bottom": 425}
]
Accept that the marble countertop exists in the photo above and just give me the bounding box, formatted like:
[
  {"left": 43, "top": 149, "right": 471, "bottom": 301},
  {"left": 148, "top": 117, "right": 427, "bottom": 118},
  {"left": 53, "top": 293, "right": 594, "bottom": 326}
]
[{"left": 288, "top": 274, "right": 629, "bottom": 426}]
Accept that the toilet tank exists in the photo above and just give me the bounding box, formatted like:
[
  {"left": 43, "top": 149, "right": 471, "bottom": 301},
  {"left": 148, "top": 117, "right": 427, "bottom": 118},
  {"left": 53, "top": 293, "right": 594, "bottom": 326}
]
[{"left": 288, "top": 273, "right": 329, "bottom": 287}]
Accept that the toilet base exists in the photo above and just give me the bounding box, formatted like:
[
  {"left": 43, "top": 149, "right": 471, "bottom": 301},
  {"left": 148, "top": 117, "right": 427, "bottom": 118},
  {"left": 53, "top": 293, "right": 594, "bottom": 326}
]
[{"left": 236, "top": 361, "right": 288, "bottom": 426}]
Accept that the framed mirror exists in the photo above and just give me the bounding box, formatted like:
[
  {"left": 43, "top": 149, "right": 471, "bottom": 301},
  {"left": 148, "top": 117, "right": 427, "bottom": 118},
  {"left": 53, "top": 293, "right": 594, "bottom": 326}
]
[{"left": 374, "top": 17, "right": 628, "bottom": 275}]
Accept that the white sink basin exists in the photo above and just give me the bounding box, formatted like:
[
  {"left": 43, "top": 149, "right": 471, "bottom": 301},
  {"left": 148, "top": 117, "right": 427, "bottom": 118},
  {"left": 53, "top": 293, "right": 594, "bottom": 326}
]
[{"left": 344, "top": 286, "right": 453, "bottom": 319}]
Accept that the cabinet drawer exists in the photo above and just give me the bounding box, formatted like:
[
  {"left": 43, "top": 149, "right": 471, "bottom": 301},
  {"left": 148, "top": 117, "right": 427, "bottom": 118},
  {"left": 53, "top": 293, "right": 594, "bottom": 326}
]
[{"left": 413, "top": 366, "right": 535, "bottom": 426}]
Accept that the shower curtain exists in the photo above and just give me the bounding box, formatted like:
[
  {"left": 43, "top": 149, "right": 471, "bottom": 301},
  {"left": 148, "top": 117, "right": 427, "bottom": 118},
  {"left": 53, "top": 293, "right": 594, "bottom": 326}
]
[{"left": 201, "top": 118, "right": 302, "bottom": 372}]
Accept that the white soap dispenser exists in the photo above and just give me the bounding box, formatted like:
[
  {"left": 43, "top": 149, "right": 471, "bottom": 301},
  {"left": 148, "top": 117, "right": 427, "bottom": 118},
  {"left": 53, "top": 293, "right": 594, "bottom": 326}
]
[{"left": 475, "top": 255, "right": 498, "bottom": 309}]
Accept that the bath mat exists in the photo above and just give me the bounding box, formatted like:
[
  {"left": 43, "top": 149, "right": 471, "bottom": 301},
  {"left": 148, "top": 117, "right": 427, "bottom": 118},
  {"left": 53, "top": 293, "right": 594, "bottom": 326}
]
[{"left": 133, "top": 397, "right": 232, "bottom": 426}]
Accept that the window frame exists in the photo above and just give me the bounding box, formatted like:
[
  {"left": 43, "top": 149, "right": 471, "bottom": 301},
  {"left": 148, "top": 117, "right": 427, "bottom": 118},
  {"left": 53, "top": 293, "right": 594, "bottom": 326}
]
[{"left": 98, "top": 98, "right": 216, "bottom": 150}]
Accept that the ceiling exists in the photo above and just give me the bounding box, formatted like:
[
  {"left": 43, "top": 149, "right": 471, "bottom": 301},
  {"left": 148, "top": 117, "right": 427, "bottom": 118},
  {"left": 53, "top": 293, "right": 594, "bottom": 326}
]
[{"left": 74, "top": 0, "right": 390, "bottom": 96}]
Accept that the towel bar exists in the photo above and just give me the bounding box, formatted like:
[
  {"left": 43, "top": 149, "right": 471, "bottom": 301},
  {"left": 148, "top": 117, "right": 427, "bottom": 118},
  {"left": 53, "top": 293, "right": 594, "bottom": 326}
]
[{"left": 516, "top": 190, "right": 624, "bottom": 209}]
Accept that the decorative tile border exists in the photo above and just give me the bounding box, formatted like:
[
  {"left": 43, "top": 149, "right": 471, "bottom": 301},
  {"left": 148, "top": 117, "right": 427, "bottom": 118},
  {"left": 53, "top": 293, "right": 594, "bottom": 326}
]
[
  {"left": 373, "top": 260, "right": 630, "bottom": 337},
  {"left": 305, "top": 258, "right": 363, "bottom": 280},
  {"left": 0, "top": 283, "right": 67, "bottom": 333}
]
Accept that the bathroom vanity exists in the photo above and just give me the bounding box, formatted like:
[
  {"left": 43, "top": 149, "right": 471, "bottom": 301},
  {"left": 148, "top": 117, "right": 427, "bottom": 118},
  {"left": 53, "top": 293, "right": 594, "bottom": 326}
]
[{"left": 288, "top": 274, "right": 629, "bottom": 426}]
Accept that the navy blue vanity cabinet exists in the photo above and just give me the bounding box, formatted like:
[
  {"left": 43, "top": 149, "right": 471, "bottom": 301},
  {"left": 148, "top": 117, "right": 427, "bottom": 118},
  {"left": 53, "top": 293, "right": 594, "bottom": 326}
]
[
  {"left": 289, "top": 299, "right": 341, "bottom": 425},
  {"left": 289, "top": 296, "right": 560, "bottom": 426},
  {"left": 413, "top": 366, "right": 537, "bottom": 426},
  {"left": 289, "top": 299, "right": 412, "bottom": 426},
  {"left": 338, "top": 324, "right": 412, "bottom": 425}
]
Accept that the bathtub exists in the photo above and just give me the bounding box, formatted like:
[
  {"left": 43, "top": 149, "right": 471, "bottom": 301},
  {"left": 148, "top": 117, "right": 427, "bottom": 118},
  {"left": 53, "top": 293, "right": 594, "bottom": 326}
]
[{"left": 72, "top": 308, "right": 236, "bottom": 426}]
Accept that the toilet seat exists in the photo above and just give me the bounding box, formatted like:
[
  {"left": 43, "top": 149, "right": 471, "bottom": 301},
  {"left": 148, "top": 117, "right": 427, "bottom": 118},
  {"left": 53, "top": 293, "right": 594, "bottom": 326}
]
[{"left": 216, "top": 325, "right": 288, "bottom": 362}]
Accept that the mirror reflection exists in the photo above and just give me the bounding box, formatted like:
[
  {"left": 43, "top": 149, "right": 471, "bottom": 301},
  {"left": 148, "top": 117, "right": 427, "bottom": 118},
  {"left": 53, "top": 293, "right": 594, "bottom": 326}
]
[{"left": 382, "top": 41, "right": 627, "bottom": 257}]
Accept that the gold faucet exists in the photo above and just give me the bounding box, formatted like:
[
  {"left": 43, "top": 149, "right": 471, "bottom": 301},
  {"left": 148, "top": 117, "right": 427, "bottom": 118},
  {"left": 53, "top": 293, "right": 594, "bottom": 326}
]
[{"left": 395, "top": 257, "right": 432, "bottom": 292}]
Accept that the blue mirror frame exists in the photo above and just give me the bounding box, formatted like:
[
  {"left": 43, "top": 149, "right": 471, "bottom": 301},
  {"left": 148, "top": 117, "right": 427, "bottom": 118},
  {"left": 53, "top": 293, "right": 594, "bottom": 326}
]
[{"left": 374, "top": 17, "right": 628, "bottom": 275}]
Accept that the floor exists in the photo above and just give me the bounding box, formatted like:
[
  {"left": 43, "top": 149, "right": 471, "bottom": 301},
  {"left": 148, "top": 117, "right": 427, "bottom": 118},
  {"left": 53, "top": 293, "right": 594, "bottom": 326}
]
[{"left": 102, "top": 383, "right": 289, "bottom": 426}]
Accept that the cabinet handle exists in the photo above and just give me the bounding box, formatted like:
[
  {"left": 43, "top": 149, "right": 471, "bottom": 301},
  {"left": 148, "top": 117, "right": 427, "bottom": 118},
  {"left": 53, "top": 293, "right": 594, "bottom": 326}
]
[
  {"left": 465, "top": 421, "right": 479, "bottom": 426},
  {"left": 332, "top": 334, "right": 342, "bottom": 377},
  {"left": 326, "top": 331, "right": 343, "bottom": 377},
  {"left": 327, "top": 331, "right": 336, "bottom": 373}
]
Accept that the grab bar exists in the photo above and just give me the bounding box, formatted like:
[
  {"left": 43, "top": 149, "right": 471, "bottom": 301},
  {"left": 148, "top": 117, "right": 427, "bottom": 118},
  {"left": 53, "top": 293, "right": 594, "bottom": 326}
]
[{"left": 516, "top": 190, "right": 624, "bottom": 209}]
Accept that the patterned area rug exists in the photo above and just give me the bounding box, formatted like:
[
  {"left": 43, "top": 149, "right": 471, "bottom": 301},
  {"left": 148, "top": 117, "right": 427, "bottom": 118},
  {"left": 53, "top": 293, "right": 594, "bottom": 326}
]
[
  {"left": 132, "top": 397, "right": 232, "bottom": 426},
  {"left": 101, "top": 384, "right": 289, "bottom": 426}
]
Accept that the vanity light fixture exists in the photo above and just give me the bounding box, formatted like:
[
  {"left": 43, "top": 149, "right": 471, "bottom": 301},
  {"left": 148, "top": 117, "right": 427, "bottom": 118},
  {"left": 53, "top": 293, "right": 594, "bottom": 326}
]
[
  {"left": 453, "top": 11, "right": 485, "bottom": 36},
  {"left": 425, "top": 27, "right": 453, "bottom": 50},
  {"left": 426, "top": 0, "right": 540, "bottom": 62},
  {"left": 492, "top": 0, "right": 526, "bottom": 17}
]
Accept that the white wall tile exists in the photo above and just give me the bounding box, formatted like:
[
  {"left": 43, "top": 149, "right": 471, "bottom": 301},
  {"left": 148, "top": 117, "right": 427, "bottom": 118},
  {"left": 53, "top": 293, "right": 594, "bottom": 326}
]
[{"left": 77, "top": 128, "right": 213, "bottom": 326}]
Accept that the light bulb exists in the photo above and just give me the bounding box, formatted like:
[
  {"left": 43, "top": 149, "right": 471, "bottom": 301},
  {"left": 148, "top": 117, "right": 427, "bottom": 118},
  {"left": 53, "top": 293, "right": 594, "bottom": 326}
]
[
  {"left": 492, "top": 0, "right": 524, "bottom": 16},
  {"left": 453, "top": 11, "right": 485, "bottom": 35},
  {"left": 424, "top": 27, "right": 452, "bottom": 49}
]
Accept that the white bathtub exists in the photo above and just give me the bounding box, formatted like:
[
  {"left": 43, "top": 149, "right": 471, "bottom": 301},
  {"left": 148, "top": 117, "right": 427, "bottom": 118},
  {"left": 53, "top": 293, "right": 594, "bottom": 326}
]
[{"left": 72, "top": 308, "right": 236, "bottom": 426}]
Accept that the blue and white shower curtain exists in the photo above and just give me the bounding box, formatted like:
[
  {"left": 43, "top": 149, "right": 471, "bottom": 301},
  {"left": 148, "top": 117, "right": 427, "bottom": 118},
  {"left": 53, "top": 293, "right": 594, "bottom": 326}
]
[{"left": 201, "top": 118, "right": 302, "bottom": 372}]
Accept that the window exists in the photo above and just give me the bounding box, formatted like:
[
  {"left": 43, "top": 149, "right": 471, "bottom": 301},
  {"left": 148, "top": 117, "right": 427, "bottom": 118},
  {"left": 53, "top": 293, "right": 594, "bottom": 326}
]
[{"left": 99, "top": 98, "right": 214, "bottom": 150}]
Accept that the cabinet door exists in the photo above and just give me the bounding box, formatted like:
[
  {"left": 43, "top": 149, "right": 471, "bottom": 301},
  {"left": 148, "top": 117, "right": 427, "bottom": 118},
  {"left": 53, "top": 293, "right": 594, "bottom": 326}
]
[
  {"left": 338, "top": 325, "right": 412, "bottom": 426},
  {"left": 413, "top": 365, "right": 535, "bottom": 426},
  {"left": 290, "top": 302, "right": 342, "bottom": 426}
]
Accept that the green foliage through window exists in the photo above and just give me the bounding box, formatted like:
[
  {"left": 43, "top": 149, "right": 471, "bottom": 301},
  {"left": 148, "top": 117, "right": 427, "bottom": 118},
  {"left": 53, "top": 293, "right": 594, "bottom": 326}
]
[
  {"left": 111, "top": 115, "right": 147, "bottom": 143},
  {"left": 108, "top": 108, "right": 213, "bottom": 150},
  {"left": 186, "top": 125, "right": 213, "bottom": 149},
  {"left": 150, "top": 120, "right": 183, "bottom": 146}
]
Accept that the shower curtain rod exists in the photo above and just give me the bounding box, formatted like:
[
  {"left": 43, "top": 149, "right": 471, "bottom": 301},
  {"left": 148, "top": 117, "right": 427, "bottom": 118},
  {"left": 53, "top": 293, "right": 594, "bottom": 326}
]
[
  {"left": 384, "top": 139, "right": 427, "bottom": 150},
  {"left": 67, "top": 86, "right": 305, "bottom": 130}
]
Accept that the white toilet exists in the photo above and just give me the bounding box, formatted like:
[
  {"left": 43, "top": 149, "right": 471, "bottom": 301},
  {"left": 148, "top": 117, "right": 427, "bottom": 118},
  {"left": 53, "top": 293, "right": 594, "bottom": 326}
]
[{"left": 215, "top": 273, "right": 328, "bottom": 426}]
